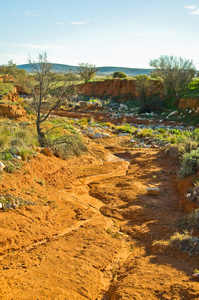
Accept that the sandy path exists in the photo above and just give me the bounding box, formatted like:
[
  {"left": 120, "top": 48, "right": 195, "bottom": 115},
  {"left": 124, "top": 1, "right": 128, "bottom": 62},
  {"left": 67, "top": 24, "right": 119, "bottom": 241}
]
[{"left": 0, "top": 143, "right": 198, "bottom": 299}]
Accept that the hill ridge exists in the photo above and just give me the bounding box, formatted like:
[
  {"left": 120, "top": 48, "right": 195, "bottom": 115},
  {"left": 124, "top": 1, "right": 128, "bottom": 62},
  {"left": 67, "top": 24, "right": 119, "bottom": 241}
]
[{"left": 17, "top": 63, "right": 153, "bottom": 76}]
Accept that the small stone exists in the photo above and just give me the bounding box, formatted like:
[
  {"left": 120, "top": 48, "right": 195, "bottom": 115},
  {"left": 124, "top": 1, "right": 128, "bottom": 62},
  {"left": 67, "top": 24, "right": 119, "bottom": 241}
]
[
  {"left": 43, "top": 147, "right": 53, "bottom": 157},
  {"left": 87, "top": 127, "right": 95, "bottom": 133},
  {"left": 118, "top": 133, "right": 128, "bottom": 137},
  {"left": 93, "top": 132, "right": 102, "bottom": 139},
  {"left": 102, "top": 132, "right": 111, "bottom": 138},
  {"left": 10, "top": 146, "right": 20, "bottom": 155},
  {"left": 168, "top": 111, "right": 178, "bottom": 117},
  {"left": 0, "top": 161, "right": 5, "bottom": 172},
  {"left": 147, "top": 187, "right": 160, "bottom": 196}
]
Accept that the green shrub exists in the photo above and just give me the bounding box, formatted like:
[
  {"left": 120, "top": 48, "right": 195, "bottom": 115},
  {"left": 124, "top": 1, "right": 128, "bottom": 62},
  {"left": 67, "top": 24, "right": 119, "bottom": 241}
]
[
  {"left": 51, "top": 135, "right": 87, "bottom": 159},
  {"left": 170, "top": 137, "right": 177, "bottom": 144},
  {"left": 138, "top": 128, "right": 153, "bottom": 137},
  {"left": 0, "top": 82, "right": 14, "bottom": 97},
  {"left": 116, "top": 124, "right": 134, "bottom": 134},
  {"left": 178, "top": 148, "right": 199, "bottom": 179},
  {"left": 112, "top": 71, "right": 127, "bottom": 79}
]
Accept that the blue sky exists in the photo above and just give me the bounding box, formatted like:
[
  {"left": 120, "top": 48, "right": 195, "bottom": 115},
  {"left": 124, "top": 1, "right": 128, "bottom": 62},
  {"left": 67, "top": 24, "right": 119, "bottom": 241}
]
[{"left": 1, "top": 0, "right": 199, "bottom": 68}]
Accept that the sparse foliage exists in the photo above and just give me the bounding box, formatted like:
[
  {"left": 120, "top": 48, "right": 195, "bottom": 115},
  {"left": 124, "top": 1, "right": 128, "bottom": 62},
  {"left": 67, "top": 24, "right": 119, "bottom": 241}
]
[
  {"left": 27, "top": 52, "right": 78, "bottom": 145},
  {"left": 135, "top": 75, "right": 154, "bottom": 101},
  {"left": 77, "top": 63, "right": 99, "bottom": 82},
  {"left": 0, "top": 60, "right": 26, "bottom": 83},
  {"left": 150, "top": 55, "right": 196, "bottom": 104}
]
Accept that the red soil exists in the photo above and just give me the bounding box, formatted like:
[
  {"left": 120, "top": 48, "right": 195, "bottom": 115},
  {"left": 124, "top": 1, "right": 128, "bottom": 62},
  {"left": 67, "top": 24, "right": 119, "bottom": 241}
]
[{"left": 0, "top": 134, "right": 198, "bottom": 299}]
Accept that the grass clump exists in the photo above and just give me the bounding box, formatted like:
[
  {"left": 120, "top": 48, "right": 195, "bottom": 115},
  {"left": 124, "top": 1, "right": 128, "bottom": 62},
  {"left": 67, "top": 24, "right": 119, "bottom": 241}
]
[
  {"left": 179, "top": 209, "right": 199, "bottom": 231},
  {"left": 170, "top": 232, "right": 199, "bottom": 254},
  {"left": 50, "top": 135, "right": 87, "bottom": 159},
  {"left": 178, "top": 148, "right": 199, "bottom": 179},
  {"left": 115, "top": 124, "right": 134, "bottom": 134},
  {"left": 153, "top": 231, "right": 199, "bottom": 255}
]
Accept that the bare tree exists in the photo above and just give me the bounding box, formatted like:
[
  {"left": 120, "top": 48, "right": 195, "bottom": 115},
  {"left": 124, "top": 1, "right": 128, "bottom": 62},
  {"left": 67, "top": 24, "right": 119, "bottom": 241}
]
[
  {"left": 27, "top": 52, "right": 77, "bottom": 145},
  {"left": 150, "top": 55, "right": 196, "bottom": 104},
  {"left": 77, "top": 62, "right": 99, "bottom": 82}
]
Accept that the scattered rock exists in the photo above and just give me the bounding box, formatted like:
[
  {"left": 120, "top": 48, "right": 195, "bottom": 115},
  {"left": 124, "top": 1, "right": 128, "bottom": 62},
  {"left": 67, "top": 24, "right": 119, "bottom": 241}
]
[
  {"left": 0, "top": 194, "right": 35, "bottom": 211},
  {"left": 87, "top": 127, "right": 95, "bottom": 133},
  {"left": 168, "top": 111, "right": 178, "bottom": 117},
  {"left": 93, "top": 133, "right": 102, "bottom": 139},
  {"left": 147, "top": 187, "right": 160, "bottom": 196},
  {"left": 118, "top": 133, "right": 128, "bottom": 137},
  {"left": 10, "top": 146, "right": 20, "bottom": 155},
  {"left": 101, "top": 132, "right": 111, "bottom": 138},
  {"left": 0, "top": 161, "right": 5, "bottom": 172},
  {"left": 193, "top": 273, "right": 199, "bottom": 279},
  {"left": 119, "top": 104, "right": 128, "bottom": 111},
  {"left": 43, "top": 147, "right": 54, "bottom": 157},
  {"left": 129, "top": 139, "right": 136, "bottom": 143}
]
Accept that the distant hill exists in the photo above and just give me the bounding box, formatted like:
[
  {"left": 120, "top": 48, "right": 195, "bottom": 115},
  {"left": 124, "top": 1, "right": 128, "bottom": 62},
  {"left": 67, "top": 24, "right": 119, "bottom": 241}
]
[{"left": 17, "top": 63, "right": 153, "bottom": 76}]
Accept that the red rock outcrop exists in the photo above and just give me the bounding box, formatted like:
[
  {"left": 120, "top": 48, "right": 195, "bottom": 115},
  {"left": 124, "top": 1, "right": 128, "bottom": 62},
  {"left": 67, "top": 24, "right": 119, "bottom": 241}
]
[
  {"left": 0, "top": 104, "right": 27, "bottom": 119},
  {"left": 1, "top": 86, "right": 19, "bottom": 102},
  {"left": 178, "top": 97, "right": 199, "bottom": 111},
  {"left": 78, "top": 79, "right": 162, "bottom": 101}
]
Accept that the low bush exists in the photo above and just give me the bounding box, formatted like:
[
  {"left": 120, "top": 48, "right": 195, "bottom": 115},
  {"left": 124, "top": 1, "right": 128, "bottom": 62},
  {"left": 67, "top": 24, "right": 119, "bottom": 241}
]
[
  {"left": 112, "top": 71, "right": 127, "bottom": 78},
  {"left": 0, "top": 82, "right": 14, "bottom": 97},
  {"left": 138, "top": 98, "right": 167, "bottom": 113},
  {"left": 50, "top": 135, "right": 87, "bottom": 159},
  {"left": 178, "top": 148, "right": 199, "bottom": 179}
]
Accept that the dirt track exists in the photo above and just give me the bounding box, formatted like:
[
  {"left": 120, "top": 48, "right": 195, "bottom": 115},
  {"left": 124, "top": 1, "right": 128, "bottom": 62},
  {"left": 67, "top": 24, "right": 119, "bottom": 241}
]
[{"left": 0, "top": 137, "right": 199, "bottom": 299}]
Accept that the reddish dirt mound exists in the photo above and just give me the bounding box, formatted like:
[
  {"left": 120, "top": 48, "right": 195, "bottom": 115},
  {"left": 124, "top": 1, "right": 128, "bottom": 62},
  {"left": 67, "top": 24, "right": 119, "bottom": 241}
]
[
  {"left": 0, "top": 103, "right": 27, "bottom": 119},
  {"left": 0, "top": 138, "right": 198, "bottom": 299}
]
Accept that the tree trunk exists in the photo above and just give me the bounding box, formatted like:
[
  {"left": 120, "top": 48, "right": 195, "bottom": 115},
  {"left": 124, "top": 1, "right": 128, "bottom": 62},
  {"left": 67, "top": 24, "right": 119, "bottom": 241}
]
[{"left": 36, "top": 114, "right": 46, "bottom": 147}]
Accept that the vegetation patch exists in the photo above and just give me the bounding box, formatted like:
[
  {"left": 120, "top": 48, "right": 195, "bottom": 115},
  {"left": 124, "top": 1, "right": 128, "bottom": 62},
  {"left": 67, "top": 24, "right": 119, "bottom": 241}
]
[
  {"left": 178, "top": 149, "right": 199, "bottom": 179},
  {"left": 0, "top": 82, "right": 14, "bottom": 97},
  {"left": 0, "top": 193, "right": 35, "bottom": 211}
]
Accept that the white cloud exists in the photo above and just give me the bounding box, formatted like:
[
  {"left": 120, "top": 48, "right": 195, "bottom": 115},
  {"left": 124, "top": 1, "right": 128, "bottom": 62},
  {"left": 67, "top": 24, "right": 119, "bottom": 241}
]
[
  {"left": 0, "top": 43, "right": 68, "bottom": 49},
  {"left": 55, "top": 22, "right": 65, "bottom": 26},
  {"left": 190, "top": 8, "right": 199, "bottom": 14},
  {"left": 70, "top": 22, "right": 87, "bottom": 25},
  {"left": 23, "top": 10, "right": 43, "bottom": 17},
  {"left": 184, "top": 4, "right": 199, "bottom": 14},
  {"left": 130, "top": 32, "right": 154, "bottom": 36},
  {"left": 128, "top": 31, "right": 173, "bottom": 37},
  {"left": 184, "top": 5, "right": 197, "bottom": 10},
  {"left": 70, "top": 19, "right": 102, "bottom": 25}
]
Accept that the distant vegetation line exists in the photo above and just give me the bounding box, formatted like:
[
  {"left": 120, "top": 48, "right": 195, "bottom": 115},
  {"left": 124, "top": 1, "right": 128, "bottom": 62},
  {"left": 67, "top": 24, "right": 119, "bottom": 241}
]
[{"left": 17, "top": 63, "right": 153, "bottom": 76}]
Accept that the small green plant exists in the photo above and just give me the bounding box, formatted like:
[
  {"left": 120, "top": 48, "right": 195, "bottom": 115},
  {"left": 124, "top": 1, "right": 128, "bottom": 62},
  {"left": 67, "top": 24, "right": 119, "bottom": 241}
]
[
  {"left": 178, "top": 148, "right": 199, "bottom": 179},
  {"left": 170, "top": 137, "right": 177, "bottom": 144},
  {"left": 5, "top": 163, "right": 17, "bottom": 173},
  {"left": 51, "top": 135, "right": 87, "bottom": 159}
]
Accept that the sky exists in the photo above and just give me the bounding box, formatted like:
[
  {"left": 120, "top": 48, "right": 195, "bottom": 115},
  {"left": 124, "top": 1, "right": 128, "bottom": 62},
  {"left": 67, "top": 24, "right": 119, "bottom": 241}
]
[{"left": 0, "top": 0, "right": 199, "bottom": 68}]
